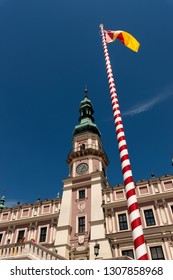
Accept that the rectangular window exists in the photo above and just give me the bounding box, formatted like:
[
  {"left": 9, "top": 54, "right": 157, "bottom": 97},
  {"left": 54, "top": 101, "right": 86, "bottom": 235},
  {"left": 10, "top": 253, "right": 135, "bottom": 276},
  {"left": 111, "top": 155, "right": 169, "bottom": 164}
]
[
  {"left": 22, "top": 209, "right": 29, "bottom": 217},
  {"left": 0, "top": 233, "right": 3, "bottom": 244},
  {"left": 164, "top": 181, "right": 173, "bottom": 190},
  {"left": 39, "top": 227, "right": 47, "bottom": 242},
  {"left": 79, "top": 190, "right": 85, "bottom": 200},
  {"left": 43, "top": 205, "right": 50, "bottom": 213},
  {"left": 78, "top": 217, "right": 85, "bottom": 233},
  {"left": 122, "top": 249, "right": 134, "bottom": 259},
  {"left": 139, "top": 186, "right": 148, "bottom": 194},
  {"left": 118, "top": 214, "right": 128, "bottom": 230},
  {"left": 17, "top": 230, "right": 25, "bottom": 243},
  {"left": 2, "top": 213, "right": 8, "bottom": 220},
  {"left": 150, "top": 246, "right": 165, "bottom": 260},
  {"left": 144, "top": 209, "right": 156, "bottom": 226},
  {"left": 116, "top": 191, "right": 124, "bottom": 199}
]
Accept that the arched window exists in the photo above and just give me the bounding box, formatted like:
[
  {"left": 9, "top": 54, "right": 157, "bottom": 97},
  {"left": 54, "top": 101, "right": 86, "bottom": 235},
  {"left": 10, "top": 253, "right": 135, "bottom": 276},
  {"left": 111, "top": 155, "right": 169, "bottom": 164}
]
[{"left": 80, "top": 143, "right": 85, "bottom": 151}]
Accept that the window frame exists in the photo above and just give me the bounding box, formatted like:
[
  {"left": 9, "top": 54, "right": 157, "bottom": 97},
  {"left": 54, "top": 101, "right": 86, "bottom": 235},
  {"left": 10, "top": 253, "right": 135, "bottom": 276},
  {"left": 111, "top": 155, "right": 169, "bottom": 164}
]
[
  {"left": 163, "top": 181, "right": 173, "bottom": 191},
  {"left": 78, "top": 216, "right": 85, "bottom": 234},
  {"left": 77, "top": 188, "right": 87, "bottom": 200},
  {"left": 150, "top": 246, "right": 165, "bottom": 260},
  {"left": 79, "top": 189, "right": 85, "bottom": 200},
  {"left": 42, "top": 205, "right": 50, "bottom": 214},
  {"left": 118, "top": 213, "right": 128, "bottom": 231},
  {"left": 39, "top": 226, "right": 47, "bottom": 243},
  {"left": 2, "top": 213, "right": 9, "bottom": 220},
  {"left": 22, "top": 208, "right": 29, "bottom": 218},
  {"left": 16, "top": 229, "right": 25, "bottom": 243},
  {"left": 122, "top": 249, "right": 134, "bottom": 259},
  {"left": 144, "top": 209, "right": 156, "bottom": 226}
]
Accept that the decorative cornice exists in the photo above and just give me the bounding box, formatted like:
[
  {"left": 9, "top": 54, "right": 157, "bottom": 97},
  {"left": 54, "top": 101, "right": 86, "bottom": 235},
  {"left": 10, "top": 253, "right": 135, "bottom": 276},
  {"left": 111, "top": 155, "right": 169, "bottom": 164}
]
[
  {"left": 67, "top": 147, "right": 109, "bottom": 165},
  {"left": 136, "top": 179, "right": 149, "bottom": 185},
  {"left": 160, "top": 174, "right": 173, "bottom": 181},
  {"left": 112, "top": 184, "right": 124, "bottom": 189}
]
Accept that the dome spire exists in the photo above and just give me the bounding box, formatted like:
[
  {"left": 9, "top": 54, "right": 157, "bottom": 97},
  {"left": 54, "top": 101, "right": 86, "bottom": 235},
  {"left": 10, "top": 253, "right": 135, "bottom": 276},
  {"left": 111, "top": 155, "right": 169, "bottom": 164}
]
[
  {"left": 84, "top": 85, "right": 88, "bottom": 98},
  {"left": 73, "top": 88, "right": 101, "bottom": 137}
]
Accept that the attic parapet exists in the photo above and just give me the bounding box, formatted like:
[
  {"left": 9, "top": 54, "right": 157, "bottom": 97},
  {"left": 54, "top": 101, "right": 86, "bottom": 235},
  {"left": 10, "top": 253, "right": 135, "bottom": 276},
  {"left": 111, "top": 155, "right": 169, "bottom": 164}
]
[
  {"left": 0, "top": 198, "right": 61, "bottom": 223},
  {"left": 102, "top": 174, "right": 173, "bottom": 205}
]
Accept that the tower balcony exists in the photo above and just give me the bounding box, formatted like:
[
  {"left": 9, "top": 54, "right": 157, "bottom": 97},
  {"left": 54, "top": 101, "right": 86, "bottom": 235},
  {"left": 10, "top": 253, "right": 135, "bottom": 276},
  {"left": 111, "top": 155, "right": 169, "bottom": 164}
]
[{"left": 67, "top": 144, "right": 109, "bottom": 166}]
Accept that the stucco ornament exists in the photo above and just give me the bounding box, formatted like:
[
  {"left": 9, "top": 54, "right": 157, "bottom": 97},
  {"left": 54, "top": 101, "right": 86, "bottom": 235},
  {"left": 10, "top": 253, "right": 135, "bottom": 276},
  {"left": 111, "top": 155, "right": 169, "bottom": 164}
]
[
  {"left": 78, "top": 235, "right": 85, "bottom": 245},
  {"left": 78, "top": 202, "right": 85, "bottom": 212}
]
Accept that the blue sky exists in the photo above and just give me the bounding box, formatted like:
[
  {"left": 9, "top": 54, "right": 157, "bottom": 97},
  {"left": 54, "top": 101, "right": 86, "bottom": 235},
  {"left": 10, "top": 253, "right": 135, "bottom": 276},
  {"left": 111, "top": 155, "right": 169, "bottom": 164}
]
[{"left": 0, "top": 0, "right": 173, "bottom": 207}]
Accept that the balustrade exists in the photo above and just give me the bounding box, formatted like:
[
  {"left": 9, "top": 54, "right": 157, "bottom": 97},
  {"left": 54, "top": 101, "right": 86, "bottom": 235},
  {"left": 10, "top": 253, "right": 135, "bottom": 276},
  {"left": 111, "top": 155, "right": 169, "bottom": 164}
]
[{"left": 0, "top": 241, "right": 65, "bottom": 260}]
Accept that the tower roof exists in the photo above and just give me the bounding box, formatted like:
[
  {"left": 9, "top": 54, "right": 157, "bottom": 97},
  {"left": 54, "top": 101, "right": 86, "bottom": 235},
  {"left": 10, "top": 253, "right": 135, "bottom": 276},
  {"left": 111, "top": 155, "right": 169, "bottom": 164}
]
[
  {"left": 0, "top": 195, "right": 5, "bottom": 210},
  {"left": 73, "top": 90, "right": 101, "bottom": 137}
]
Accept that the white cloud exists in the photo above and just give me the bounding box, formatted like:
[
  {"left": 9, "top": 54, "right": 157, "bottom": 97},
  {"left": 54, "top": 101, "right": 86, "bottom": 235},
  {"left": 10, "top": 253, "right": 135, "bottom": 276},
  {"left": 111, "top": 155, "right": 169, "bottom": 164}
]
[{"left": 122, "top": 87, "right": 173, "bottom": 117}]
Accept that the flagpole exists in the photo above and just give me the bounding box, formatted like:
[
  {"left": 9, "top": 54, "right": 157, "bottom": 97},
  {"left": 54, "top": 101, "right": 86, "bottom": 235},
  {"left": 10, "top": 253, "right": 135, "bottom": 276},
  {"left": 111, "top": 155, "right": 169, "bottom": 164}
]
[{"left": 99, "top": 23, "right": 148, "bottom": 260}]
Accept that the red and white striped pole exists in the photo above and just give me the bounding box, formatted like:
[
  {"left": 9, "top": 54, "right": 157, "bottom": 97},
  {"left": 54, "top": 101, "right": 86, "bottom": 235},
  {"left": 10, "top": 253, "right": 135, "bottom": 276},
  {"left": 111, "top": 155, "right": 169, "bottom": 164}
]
[{"left": 99, "top": 24, "right": 148, "bottom": 260}]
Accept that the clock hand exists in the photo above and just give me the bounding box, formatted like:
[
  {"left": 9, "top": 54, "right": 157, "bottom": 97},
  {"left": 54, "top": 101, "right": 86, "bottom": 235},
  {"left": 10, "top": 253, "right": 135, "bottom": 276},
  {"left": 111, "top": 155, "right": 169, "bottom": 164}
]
[{"left": 81, "top": 166, "right": 85, "bottom": 171}]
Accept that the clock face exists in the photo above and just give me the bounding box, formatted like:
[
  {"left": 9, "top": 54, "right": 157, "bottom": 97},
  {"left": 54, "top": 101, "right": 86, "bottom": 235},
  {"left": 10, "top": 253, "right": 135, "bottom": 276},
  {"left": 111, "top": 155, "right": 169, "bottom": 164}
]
[{"left": 76, "top": 163, "right": 88, "bottom": 175}]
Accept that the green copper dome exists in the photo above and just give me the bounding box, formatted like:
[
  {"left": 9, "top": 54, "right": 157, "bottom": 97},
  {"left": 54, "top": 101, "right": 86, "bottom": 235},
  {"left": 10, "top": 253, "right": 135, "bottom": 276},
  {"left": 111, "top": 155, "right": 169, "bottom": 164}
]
[
  {"left": 0, "top": 195, "right": 5, "bottom": 210},
  {"left": 73, "top": 92, "right": 101, "bottom": 137}
]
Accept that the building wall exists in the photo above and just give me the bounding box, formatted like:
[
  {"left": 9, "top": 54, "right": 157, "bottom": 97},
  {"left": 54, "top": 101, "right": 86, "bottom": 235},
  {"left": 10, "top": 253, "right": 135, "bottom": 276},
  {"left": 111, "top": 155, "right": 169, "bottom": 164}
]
[
  {"left": 0, "top": 175, "right": 173, "bottom": 260},
  {"left": 103, "top": 175, "right": 173, "bottom": 260},
  {"left": 0, "top": 198, "right": 60, "bottom": 248}
]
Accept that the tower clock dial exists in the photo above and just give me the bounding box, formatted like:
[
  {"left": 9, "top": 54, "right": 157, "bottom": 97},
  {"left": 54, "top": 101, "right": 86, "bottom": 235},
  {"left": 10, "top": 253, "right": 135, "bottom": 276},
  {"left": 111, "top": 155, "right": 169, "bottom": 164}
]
[{"left": 76, "top": 163, "right": 88, "bottom": 175}]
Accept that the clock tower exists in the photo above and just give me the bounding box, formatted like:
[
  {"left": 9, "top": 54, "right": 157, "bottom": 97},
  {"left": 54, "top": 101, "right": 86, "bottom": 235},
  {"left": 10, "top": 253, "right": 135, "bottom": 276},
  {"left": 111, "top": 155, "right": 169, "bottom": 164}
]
[
  {"left": 68, "top": 88, "right": 109, "bottom": 178},
  {"left": 55, "top": 89, "right": 112, "bottom": 259}
]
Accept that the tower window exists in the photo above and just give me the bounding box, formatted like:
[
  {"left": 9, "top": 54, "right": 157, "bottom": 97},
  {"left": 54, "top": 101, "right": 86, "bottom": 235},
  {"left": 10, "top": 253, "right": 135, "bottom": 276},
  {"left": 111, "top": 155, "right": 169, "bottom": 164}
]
[
  {"left": 118, "top": 214, "right": 128, "bottom": 230},
  {"left": 79, "top": 190, "right": 85, "bottom": 200},
  {"left": 144, "top": 209, "right": 155, "bottom": 226},
  {"left": 80, "top": 144, "right": 85, "bottom": 151},
  {"left": 39, "top": 227, "right": 47, "bottom": 242},
  {"left": 78, "top": 217, "right": 85, "bottom": 233},
  {"left": 17, "top": 230, "right": 25, "bottom": 243},
  {"left": 150, "top": 246, "right": 165, "bottom": 260}
]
